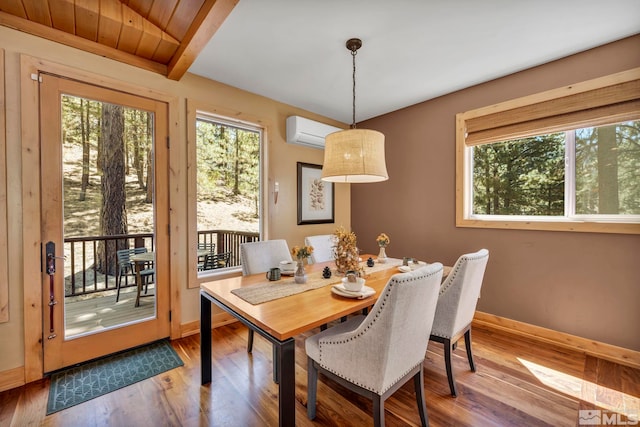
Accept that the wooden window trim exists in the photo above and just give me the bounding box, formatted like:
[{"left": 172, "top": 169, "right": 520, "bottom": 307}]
[
  {"left": 0, "top": 49, "right": 8, "bottom": 323},
  {"left": 186, "top": 100, "right": 269, "bottom": 289},
  {"left": 456, "top": 67, "right": 640, "bottom": 234}
]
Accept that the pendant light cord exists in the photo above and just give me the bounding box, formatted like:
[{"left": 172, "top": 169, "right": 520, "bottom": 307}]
[{"left": 351, "top": 47, "right": 357, "bottom": 129}]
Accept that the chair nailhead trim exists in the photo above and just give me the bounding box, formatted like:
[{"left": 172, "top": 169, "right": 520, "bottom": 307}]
[{"left": 317, "top": 269, "right": 441, "bottom": 393}]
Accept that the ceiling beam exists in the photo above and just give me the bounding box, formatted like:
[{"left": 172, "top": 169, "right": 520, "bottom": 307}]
[
  {"left": 166, "top": 0, "right": 238, "bottom": 81},
  {"left": 0, "top": 10, "right": 167, "bottom": 75}
]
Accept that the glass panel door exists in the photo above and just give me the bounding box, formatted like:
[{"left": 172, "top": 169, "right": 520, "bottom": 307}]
[
  {"left": 62, "top": 96, "right": 156, "bottom": 337},
  {"left": 40, "top": 73, "right": 170, "bottom": 372}
]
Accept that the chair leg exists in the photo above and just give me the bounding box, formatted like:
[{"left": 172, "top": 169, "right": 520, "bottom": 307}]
[
  {"left": 307, "top": 358, "right": 318, "bottom": 420},
  {"left": 246, "top": 330, "right": 279, "bottom": 383},
  {"left": 372, "top": 395, "right": 385, "bottom": 427},
  {"left": 116, "top": 274, "right": 122, "bottom": 302},
  {"left": 247, "top": 330, "right": 254, "bottom": 353},
  {"left": 413, "top": 369, "right": 429, "bottom": 427},
  {"left": 443, "top": 338, "right": 458, "bottom": 397},
  {"left": 134, "top": 274, "right": 142, "bottom": 308},
  {"left": 464, "top": 329, "right": 476, "bottom": 372}
]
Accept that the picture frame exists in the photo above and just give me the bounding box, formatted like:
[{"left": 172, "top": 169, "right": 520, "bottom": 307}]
[{"left": 297, "top": 162, "right": 334, "bottom": 225}]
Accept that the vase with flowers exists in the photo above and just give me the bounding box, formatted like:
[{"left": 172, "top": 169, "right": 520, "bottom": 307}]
[
  {"left": 376, "top": 233, "right": 390, "bottom": 263},
  {"left": 291, "top": 245, "right": 314, "bottom": 284},
  {"left": 333, "top": 227, "right": 362, "bottom": 275}
]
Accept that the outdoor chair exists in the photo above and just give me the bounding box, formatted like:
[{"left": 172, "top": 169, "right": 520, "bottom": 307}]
[
  {"left": 305, "top": 264, "right": 444, "bottom": 426},
  {"left": 429, "top": 248, "right": 489, "bottom": 397},
  {"left": 198, "top": 242, "right": 216, "bottom": 253},
  {"left": 304, "top": 234, "right": 336, "bottom": 264},
  {"left": 201, "top": 252, "right": 231, "bottom": 270},
  {"left": 197, "top": 242, "right": 216, "bottom": 270},
  {"left": 116, "top": 247, "right": 155, "bottom": 303}
]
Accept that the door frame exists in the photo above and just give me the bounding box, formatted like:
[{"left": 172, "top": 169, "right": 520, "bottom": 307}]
[
  {"left": 20, "top": 55, "right": 181, "bottom": 382},
  {"left": 40, "top": 73, "right": 170, "bottom": 372}
]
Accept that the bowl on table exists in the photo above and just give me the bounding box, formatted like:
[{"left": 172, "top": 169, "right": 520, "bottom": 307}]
[
  {"left": 279, "top": 260, "right": 296, "bottom": 274},
  {"left": 341, "top": 277, "right": 365, "bottom": 292}
]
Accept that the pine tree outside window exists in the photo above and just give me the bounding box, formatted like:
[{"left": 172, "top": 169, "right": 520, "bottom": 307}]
[
  {"left": 456, "top": 68, "right": 640, "bottom": 234},
  {"left": 186, "top": 104, "right": 263, "bottom": 286}
]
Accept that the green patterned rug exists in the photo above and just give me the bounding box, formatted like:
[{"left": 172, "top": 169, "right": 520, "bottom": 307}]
[{"left": 47, "top": 339, "right": 183, "bottom": 414}]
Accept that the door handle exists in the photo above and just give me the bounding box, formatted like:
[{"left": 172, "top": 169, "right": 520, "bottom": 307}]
[{"left": 45, "top": 241, "right": 64, "bottom": 339}]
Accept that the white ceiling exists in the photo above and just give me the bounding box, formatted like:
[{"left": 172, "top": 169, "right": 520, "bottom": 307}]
[{"left": 188, "top": 0, "right": 640, "bottom": 124}]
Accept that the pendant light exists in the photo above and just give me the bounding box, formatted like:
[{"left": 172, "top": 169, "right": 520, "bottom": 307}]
[{"left": 321, "top": 38, "right": 388, "bottom": 183}]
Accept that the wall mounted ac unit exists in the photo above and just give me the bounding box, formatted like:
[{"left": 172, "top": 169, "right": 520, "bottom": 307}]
[{"left": 286, "top": 116, "right": 342, "bottom": 149}]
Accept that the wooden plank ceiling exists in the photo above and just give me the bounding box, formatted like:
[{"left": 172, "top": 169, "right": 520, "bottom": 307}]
[{"left": 0, "top": 0, "right": 238, "bottom": 80}]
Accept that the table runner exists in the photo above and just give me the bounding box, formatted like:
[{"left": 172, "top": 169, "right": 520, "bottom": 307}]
[{"left": 231, "top": 258, "right": 408, "bottom": 305}]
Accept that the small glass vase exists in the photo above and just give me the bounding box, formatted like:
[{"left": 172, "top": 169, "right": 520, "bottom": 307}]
[
  {"left": 377, "top": 246, "right": 387, "bottom": 263},
  {"left": 294, "top": 259, "right": 307, "bottom": 284}
]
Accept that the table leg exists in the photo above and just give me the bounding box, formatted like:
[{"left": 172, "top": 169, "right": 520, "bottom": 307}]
[
  {"left": 200, "top": 292, "right": 212, "bottom": 384},
  {"left": 273, "top": 345, "right": 280, "bottom": 383},
  {"left": 201, "top": 292, "right": 296, "bottom": 425},
  {"left": 278, "top": 338, "right": 296, "bottom": 427},
  {"left": 134, "top": 261, "right": 142, "bottom": 307}
]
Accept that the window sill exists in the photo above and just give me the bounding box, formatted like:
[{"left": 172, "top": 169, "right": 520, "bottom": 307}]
[
  {"left": 196, "top": 266, "right": 243, "bottom": 284},
  {"left": 456, "top": 217, "right": 640, "bottom": 234}
]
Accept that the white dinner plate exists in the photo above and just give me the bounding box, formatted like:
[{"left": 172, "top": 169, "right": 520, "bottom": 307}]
[
  {"left": 331, "top": 284, "right": 375, "bottom": 299},
  {"left": 397, "top": 261, "right": 428, "bottom": 273}
]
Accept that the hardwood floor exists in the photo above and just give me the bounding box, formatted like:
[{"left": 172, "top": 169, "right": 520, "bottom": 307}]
[{"left": 1, "top": 321, "right": 638, "bottom": 426}]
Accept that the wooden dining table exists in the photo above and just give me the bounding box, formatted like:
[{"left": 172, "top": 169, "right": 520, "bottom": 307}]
[{"left": 200, "top": 257, "right": 450, "bottom": 427}]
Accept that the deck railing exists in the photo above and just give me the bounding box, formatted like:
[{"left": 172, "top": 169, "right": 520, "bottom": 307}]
[
  {"left": 197, "top": 229, "right": 260, "bottom": 267},
  {"left": 64, "top": 233, "right": 155, "bottom": 297},
  {"left": 64, "top": 229, "right": 259, "bottom": 297}
]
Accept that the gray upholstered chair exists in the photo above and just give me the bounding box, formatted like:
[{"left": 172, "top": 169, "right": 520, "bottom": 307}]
[
  {"left": 240, "top": 240, "right": 292, "bottom": 355},
  {"left": 429, "top": 248, "right": 489, "bottom": 397},
  {"left": 304, "top": 234, "right": 335, "bottom": 264},
  {"left": 240, "top": 239, "right": 292, "bottom": 277},
  {"left": 306, "top": 263, "right": 444, "bottom": 426}
]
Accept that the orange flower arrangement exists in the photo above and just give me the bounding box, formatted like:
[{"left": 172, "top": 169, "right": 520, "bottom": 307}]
[
  {"left": 376, "top": 233, "right": 390, "bottom": 247},
  {"left": 291, "top": 245, "right": 314, "bottom": 260}
]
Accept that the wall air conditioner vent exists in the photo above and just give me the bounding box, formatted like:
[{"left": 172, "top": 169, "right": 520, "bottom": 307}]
[{"left": 286, "top": 116, "right": 342, "bottom": 149}]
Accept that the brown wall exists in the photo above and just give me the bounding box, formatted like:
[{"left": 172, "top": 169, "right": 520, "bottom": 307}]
[{"left": 353, "top": 35, "right": 640, "bottom": 351}]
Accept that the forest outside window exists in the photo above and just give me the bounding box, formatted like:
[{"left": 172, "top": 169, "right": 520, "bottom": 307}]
[
  {"left": 456, "top": 68, "right": 640, "bottom": 234},
  {"left": 193, "top": 112, "right": 262, "bottom": 278},
  {"left": 471, "top": 121, "right": 639, "bottom": 217}
]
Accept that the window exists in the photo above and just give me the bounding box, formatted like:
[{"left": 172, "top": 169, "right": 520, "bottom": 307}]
[
  {"left": 471, "top": 122, "right": 640, "bottom": 219},
  {"left": 187, "top": 102, "right": 264, "bottom": 287},
  {"left": 457, "top": 68, "right": 640, "bottom": 234}
]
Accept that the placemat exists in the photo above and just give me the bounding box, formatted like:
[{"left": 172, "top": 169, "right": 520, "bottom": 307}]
[{"left": 231, "top": 259, "right": 405, "bottom": 305}]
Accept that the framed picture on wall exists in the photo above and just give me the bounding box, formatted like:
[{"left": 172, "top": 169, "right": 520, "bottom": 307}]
[{"left": 297, "top": 162, "right": 334, "bottom": 225}]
